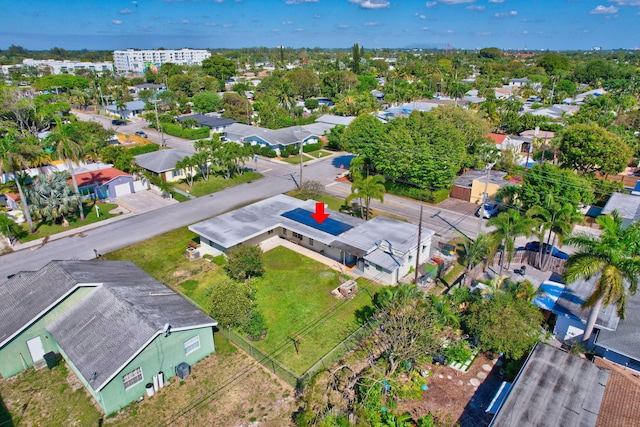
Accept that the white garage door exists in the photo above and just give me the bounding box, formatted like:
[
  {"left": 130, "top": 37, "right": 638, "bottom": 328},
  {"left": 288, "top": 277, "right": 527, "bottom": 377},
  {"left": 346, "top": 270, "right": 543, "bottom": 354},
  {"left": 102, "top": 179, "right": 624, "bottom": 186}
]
[{"left": 114, "top": 182, "right": 133, "bottom": 197}]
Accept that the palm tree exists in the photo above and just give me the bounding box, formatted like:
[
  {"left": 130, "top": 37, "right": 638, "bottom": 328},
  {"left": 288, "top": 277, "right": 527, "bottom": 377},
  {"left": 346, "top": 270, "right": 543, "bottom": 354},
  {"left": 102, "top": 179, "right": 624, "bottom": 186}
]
[
  {"left": 487, "top": 210, "right": 535, "bottom": 275},
  {"left": 27, "top": 172, "right": 80, "bottom": 226},
  {"left": 459, "top": 233, "right": 491, "bottom": 285},
  {"left": 175, "top": 156, "right": 197, "bottom": 187},
  {"left": 0, "top": 132, "right": 37, "bottom": 232},
  {"left": 345, "top": 174, "right": 386, "bottom": 220},
  {"left": 527, "top": 194, "right": 584, "bottom": 271},
  {"left": 48, "top": 118, "right": 86, "bottom": 220},
  {"left": 563, "top": 212, "right": 640, "bottom": 344}
]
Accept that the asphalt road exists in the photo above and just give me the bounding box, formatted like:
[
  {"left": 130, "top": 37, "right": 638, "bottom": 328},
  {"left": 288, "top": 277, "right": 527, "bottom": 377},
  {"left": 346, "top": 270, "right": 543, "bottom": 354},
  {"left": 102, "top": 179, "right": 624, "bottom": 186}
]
[{"left": 0, "top": 111, "right": 493, "bottom": 280}]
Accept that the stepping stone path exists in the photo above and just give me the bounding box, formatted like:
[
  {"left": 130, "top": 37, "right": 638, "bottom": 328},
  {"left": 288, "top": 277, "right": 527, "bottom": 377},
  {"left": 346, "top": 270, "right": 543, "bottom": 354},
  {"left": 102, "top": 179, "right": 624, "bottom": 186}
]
[
  {"left": 482, "top": 364, "right": 492, "bottom": 372},
  {"left": 447, "top": 375, "right": 452, "bottom": 380},
  {"left": 439, "top": 374, "right": 444, "bottom": 379},
  {"left": 477, "top": 372, "right": 487, "bottom": 380},
  {"left": 457, "top": 380, "right": 464, "bottom": 386},
  {"left": 469, "top": 378, "right": 481, "bottom": 387}
]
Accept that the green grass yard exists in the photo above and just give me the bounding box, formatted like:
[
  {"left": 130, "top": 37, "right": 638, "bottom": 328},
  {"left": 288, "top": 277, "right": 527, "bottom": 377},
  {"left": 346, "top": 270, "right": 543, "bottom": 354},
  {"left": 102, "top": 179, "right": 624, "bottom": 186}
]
[
  {"left": 174, "top": 171, "right": 262, "bottom": 197},
  {"left": 249, "top": 246, "right": 379, "bottom": 374},
  {"left": 19, "top": 202, "right": 120, "bottom": 243}
]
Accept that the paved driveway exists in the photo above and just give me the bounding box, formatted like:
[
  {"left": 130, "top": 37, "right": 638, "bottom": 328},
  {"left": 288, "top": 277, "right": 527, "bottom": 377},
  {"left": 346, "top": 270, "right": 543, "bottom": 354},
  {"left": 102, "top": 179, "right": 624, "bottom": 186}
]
[{"left": 116, "top": 190, "right": 178, "bottom": 214}]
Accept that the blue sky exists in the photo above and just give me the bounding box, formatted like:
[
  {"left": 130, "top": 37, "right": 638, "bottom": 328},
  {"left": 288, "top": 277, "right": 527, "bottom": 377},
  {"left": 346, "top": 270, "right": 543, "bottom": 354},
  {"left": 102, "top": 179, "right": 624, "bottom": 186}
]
[{"left": 0, "top": 0, "right": 639, "bottom": 51}]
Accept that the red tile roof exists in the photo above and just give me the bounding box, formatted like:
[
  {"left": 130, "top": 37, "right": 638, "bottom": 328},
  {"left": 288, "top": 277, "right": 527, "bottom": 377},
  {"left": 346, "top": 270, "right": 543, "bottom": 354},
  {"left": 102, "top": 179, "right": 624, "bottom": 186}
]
[
  {"left": 487, "top": 133, "right": 507, "bottom": 144},
  {"left": 595, "top": 357, "right": 640, "bottom": 427},
  {"left": 72, "top": 168, "right": 131, "bottom": 187}
]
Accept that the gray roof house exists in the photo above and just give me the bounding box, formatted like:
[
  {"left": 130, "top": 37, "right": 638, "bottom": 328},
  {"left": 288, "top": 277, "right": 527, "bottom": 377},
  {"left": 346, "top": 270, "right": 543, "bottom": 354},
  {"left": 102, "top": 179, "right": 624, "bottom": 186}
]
[
  {"left": 601, "top": 192, "right": 640, "bottom": 228},
  {"left": 189, "top": 194, "right": 434, "bottom": 285},
  {"left": 177, "top": 114, "right": 237, "bottom": 133},
  {"left": 0, "top": 260, "right": 217, "bottom": 415},
  {"left": 105, "top": 100, "right": 147, "bottom": 119},
  {"left": 134, "top": 148, "right": 191, "bottom": 183},
  {"left": 224, "top": 124, "right": 324, "bottom": 153},
  {"left": 490, "top": 343, "right": 610, "bottom": 427},
  {"left": 541, "top": 275, "right": 640, "bottom": 371}
]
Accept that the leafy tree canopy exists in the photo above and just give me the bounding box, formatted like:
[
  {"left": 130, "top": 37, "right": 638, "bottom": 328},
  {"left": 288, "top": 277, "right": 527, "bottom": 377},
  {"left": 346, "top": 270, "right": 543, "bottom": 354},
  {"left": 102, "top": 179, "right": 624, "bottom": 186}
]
[
  {"left": 224, "top": 245, "right": 265, "bottom": 281},
  {"left": 201, "top": 55, "right": 236, "bottom": 81},
  {"left": 206, "top": 277, "right": 253, "bottom": 327}
]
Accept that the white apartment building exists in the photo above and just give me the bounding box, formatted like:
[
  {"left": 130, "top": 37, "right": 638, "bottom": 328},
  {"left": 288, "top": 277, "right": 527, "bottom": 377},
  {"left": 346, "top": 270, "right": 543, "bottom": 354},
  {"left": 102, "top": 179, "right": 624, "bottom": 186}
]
[
  {"left": 1, "top": 59, "right": 113, "bottom": 75},
  {"left": 113, "top": 49, "right": 211, "bottom": 73}
]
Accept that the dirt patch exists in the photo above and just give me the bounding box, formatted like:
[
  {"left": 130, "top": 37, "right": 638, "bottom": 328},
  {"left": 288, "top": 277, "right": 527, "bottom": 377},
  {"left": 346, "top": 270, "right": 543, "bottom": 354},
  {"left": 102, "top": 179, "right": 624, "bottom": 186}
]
[
  {"left": 396, "top": 353, "right": 503, "bottom": 427},
  {"left": 106, "top": 344, "right": 297, "bottom": 427},
  {"left": 173, "top": 270, "right": 189, "bottom": 278}
]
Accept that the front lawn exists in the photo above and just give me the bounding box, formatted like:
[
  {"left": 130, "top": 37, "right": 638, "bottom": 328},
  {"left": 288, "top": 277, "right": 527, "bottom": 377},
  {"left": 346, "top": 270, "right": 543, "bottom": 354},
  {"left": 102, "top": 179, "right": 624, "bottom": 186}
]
[
  {"left": 250, "top": 246, "right": 379, "bottom": 374},
  {"left": 104, "top": 227, "right": 214, "bottom": 286},
  {"left": 173, "top": 171, "right": 262, "bottom": 197},
  {"left": 19, "top": 202, "right": 120, "bottom": 243}
]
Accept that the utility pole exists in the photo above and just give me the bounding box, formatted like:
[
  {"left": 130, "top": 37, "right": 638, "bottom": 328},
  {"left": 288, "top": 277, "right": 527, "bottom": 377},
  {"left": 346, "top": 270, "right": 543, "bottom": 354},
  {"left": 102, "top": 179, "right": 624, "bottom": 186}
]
[
  {"left": 476, "top": 163, "right": 495, "bottom": 238},
  {"left": 297, "top": 129, "right": 303, "bottom": 189},
  {"left": 414, "top": 204, "right": 423, "bottom": 285},
  {"left": 153, "top": 100, "right": 166, "bottom": 146}
]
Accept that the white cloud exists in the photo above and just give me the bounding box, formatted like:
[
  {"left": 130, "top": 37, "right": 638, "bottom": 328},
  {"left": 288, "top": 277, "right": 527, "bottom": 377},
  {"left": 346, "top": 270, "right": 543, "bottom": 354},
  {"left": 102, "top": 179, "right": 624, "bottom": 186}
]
[
  {"left": 286, "top": 0, "right": 318, "bottom": 4},
  {"left": 348, "top": 0, "right": 390, "bottom": 9},
  {"left": 314, "top": 14, "right": 322, "bottom": 18},
  {"left": 112, "top": 19, "right": 122, "bottom": 25},
  {"left": 476, "top": 31, "right": 491, "bottom": 36},
  {"left": 337, "top": 23, "right": 350, "bottom": 28},
  {"left": 294, "top": 27, "right": 304, "bottom": 31},
  {"left": 131, "top": 1, "right": 138, "bottom": 4},
  {"left": 494, "top": 10, "right": 518, "bottom": 17},
  {"left": 522, "top": 30, "right": 528, "bottom": 34},
  {"left": 119, "top": 7, "right": 133, "bottom": 14},
  {"left": 182, "top": 19, "right": 189, "bottom": 24},
  {"left": 418, "top": 14, "right": 426, "bottom": 18},
  {"left": 608, "top": 0, "right": 640, "bottom": 5},
  {"left": 466, "top": 5, "right": 485, "bottom": 10},
  {"left": 489, "top": 0, "right": 505, "bottom": 2},
  {"left": 282, "top": 20, "right": 293, "bottom": 24},
  {"left": 422, "top": 26, "right": 430, "bottom": 30},
  {"left": 590, "top": 5, "right": 618, "bottom": 13},
  {"left": 425, "top": 1, "right": 437, "bottom": 7},
  {"left": 205, "top": 22, "right": 217, "bottom": 26},
  {"left": 365, "top": 21, "right": 382, "bottom": 25},
  {"left": 223, "top": 23, "right": 233, "bottom": 28},
  {"left": 214, "top": 0, "right": 224, "bottom": 3}
]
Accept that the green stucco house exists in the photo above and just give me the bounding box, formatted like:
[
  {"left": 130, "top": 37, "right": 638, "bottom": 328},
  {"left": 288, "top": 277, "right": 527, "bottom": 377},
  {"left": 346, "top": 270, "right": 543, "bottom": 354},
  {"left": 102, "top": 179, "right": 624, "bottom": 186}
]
[{"left": 0, "top": 260, "right": 217, "bottom": 415}]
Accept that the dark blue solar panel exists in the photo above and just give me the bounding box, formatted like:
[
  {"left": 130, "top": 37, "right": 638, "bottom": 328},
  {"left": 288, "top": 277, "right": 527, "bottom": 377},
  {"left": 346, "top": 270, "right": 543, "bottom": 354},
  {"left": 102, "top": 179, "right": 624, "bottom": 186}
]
[{"left": 281, "top": 208, "right": 354, "bottom": 236}]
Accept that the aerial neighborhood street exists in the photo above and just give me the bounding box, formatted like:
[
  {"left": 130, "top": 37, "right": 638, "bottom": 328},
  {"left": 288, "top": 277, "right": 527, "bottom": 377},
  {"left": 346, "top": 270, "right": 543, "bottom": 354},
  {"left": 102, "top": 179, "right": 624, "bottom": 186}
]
[{"left": 2, "top": 1, "right": 640, "bottom": 426}]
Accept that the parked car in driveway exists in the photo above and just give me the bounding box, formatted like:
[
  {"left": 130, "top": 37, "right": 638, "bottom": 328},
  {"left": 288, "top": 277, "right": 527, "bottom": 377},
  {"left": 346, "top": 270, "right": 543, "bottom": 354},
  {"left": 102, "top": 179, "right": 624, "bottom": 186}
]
[
  {"left": 523, "top": 241, "right": 569, "bottom": 260},
  {"left": 475, "top": 203, "right": 499, "bottom": 219},
  {"left": 135, "top": 131, "right": 148, "bottom": 138},
  {"left": 111, "top": 119, "right": 126, "bottom": 126}
]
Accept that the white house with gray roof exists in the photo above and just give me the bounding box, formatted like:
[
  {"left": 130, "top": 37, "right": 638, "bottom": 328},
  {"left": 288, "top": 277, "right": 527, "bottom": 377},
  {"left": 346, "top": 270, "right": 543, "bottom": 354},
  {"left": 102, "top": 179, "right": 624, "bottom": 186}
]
[
  {"left": 134, "top": 149, "right": 191, "bottom": 182},
  {"left": 224, "top": 124, "right": 324, "bottom": 154},
  {"left": 189, "top": 194, "right": 433, "bottom": 285},
  {"left": 0, "top": 260, "right": 217, "bottom": 415}
]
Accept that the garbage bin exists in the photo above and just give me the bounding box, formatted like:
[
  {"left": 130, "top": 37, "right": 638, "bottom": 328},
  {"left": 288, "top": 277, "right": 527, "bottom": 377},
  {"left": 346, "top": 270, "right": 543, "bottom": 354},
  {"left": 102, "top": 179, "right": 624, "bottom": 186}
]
[
  {"left": 520, "top": 265, "right": 527, "bottom": 276},
  {"left": 43, "top": 351, "right": 58, "bottom": 369}
]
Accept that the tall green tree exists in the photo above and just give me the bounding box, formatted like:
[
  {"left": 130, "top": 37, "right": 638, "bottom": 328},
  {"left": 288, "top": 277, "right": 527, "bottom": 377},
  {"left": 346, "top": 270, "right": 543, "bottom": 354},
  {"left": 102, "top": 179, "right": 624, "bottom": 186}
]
[
  {"left": 48, "top": 117, "right": 86, "bottom": 220},
  {"left": 201, "top": 55, "right": 236, "bottom": 81},
  {"left": 345, "top": 174, "right": 385, "bottom": 220},
  {"left": 27, "top": 172, "right": 80, "bottom": 224},
  {"left": 563, "top": 212, "right": 640, "bottom": 343},
  {"left": 459, "top": 233, "right": 491, "bottom": 285},
  {"left": 556, "top": 124, "right": 633, "bottom": 175},
  {"left": 0, "top": 131, "right": 38, "bottom": 232},
  {"left": 487, "top": 210, "right": 535, "bottom": 275}
]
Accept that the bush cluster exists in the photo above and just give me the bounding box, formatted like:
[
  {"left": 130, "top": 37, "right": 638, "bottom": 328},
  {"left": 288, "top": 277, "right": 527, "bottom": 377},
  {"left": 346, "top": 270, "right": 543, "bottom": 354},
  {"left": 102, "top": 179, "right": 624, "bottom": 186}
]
[{"left": 161, "top": 122, "right": 210, "bottom": 140}]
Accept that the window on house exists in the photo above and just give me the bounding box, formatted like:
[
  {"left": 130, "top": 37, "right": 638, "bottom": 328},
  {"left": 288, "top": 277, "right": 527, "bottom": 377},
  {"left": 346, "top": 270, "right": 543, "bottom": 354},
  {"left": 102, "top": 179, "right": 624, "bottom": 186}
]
[
  {"left": 184, "top": 335, "right": 201, "bottom": 355},
  {"left": 408, "top": 255, "right": 413, "bottom": 262},
  {"left": 267, "top": 229, "right": 274, "bottom": 235},
  {"left": 123, "top": 367, "right": 144, "bottom": 390},
  {"left": 309, "top": 238, "right": 314, "bottom": 246},
  {"left": 422, "top": 245, "right": 427, "bottom": 253},
  {"left": 282, "top": 228, "right": 287, "bottom": 236},
  {"left": 292, "top": 232, "right": 303, "bottom": 239}
]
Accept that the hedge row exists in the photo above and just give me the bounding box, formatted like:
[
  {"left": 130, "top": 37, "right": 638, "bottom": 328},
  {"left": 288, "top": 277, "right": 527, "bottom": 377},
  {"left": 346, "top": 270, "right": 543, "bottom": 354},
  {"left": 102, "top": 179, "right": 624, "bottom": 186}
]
[
  {"left": 302, "top": 142, "right": 322, "bottom": 153},
  {"left": 384, "top": 180, "right": 450, "bottom": 204},
  {"left": 127, "top": 143, "right": 160, "bottom": 156},
  {"left": 161, "top": 122, "right": 210, "bottom": 140}
]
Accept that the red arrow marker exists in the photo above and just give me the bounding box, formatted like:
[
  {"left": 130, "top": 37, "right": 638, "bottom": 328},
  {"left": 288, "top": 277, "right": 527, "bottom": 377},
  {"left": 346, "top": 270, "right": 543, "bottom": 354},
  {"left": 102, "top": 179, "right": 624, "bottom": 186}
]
[{"left": 310, "top": 202, "right": 330, "bottom": 224}]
